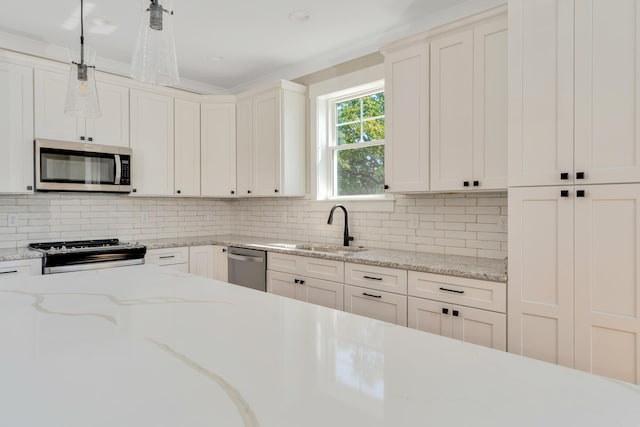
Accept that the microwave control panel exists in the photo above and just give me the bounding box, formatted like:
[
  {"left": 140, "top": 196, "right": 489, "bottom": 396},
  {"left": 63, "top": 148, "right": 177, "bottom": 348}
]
[{"left": 120, "top": 156, "right": 130, "bottom": 186}]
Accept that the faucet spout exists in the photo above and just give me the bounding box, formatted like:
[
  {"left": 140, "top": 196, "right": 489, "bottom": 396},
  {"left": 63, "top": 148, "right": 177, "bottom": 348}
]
[{"left": 327, "top": 204, "right": 354, "bottom": 247}]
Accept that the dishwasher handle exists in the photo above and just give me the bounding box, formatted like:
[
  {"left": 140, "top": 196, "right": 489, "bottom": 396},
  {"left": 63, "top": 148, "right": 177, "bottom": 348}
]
[{"left": 228, "top": 253, "right": 264, "bottom": 263}]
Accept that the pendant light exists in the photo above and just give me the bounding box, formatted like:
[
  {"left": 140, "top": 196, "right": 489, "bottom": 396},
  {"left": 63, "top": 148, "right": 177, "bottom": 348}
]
[
  {"left": 131, "top": 0, "right": 179, "bottom": 86},
  {"left": 65, "top": 0, "right": 101, "bottom": 118}
]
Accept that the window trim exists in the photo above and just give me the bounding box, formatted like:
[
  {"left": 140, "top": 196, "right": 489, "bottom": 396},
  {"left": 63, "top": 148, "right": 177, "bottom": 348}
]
[{"left": 326, "top": 83, "right": 386, "bottom": 199}]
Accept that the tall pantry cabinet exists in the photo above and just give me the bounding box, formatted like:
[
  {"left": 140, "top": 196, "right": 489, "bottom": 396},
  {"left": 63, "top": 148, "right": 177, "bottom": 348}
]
[{"left": 508, "top": 0, "right": 640, "bottom": 384}]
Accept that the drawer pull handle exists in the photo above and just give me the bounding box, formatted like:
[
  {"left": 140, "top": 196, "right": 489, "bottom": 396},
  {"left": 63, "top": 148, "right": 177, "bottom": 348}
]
[
  {"left": 0, "top": 270, "right": 18, "bottom": 275},
  {"left": 159, "top": 255, "right": 176, "bottom": 259},
  {"left": 362, "top": 292, "right": 382, "bottom": 299},
  {"left": 439, "top": 287, "right": 465, "bottom": 294},
  {"left": 363, "top": 275, "right": 383, "bottom": 281}
]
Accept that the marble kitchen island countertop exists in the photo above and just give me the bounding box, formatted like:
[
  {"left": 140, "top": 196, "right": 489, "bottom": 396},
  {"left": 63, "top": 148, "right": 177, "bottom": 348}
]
[
  {"left": 0, "top": 264, "right": 638, "bottom": 427},
  {"left": 140, "top": 235, "right": 508, "bottom": 282}
]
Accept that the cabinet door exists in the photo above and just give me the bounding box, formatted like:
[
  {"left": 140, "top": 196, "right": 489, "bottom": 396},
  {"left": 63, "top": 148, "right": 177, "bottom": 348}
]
[
  {"left": 130, "top": 89, "right": 174, "bottom": 196},
  {"left": 34, "top": 68, "right": 83, "bottom": 142},
  {"left": 302, "top": 278, "right": 344, "bottom": 310},
  {"left": 383, "top": 43, "right": 429, "bottom": 192},
  {"left": 267, "top": 270, "right": 299, "bottom": 300},
  {"left": 473, "top": 17, "right": 508, "bottom": 190},
  {"left": 201, "top": 103, "right": 236, "bottom": 197},
  {"left": 213, "top": 246, "right": 228, "bottom": 282},
  {"left": 574, "top": 184, "right": 640, "bottom": 384},
  {"left": 252, "top": 89, "right": 281, "bottom": 196},
  {"left": 85, "top": 80, "right": 129, "bottom": 147},
  {"left": 452, "top": 305, "right": 506, "bottom": 351},
  {"left": 508, "top": 187, "right": 574, "bottom": 367},
  {"left": 408, "top": 297, "right": 452, "bottom": 337},
  {"left": 0, "top": 61, "right": 33, "bottom": 193},
  {"left": 174, "top": 99, "right": 201, "bottom": 197},
  {"left": 0, "top": 259, "right": 41, "bottom": 278},
  {"left": 344, "top": 284, "right": 407, "bottom": 326},
  {"left": 574, "top": 0, "right": 640, "bottom": 185},
  {"left": 188, "top": 246, "right": 214, "bottom": 279},
  {"left": 236, "top": 98, "right": 253, "bottom": 196},
  {"left": 508, "top": 0, "right": 574, "bottom": 187},
  {"left": 430, "top": 29, "right": 474, "bottom": 192}
]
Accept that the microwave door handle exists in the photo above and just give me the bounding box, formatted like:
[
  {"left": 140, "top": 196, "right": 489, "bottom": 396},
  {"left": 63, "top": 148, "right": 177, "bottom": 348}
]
[{"left": 114, "top": 154, "right": 121, "bottom": 185}]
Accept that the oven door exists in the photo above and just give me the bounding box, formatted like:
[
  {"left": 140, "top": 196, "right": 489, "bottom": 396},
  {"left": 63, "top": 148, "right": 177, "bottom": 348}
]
[{"left": 35, "top": 139, "right": 132, "bottom": 193}]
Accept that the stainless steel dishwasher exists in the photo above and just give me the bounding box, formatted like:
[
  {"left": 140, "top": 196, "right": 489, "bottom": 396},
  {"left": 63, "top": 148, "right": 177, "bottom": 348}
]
[{"left": 227, "top": 247, "right": 267, "bottom": 291}]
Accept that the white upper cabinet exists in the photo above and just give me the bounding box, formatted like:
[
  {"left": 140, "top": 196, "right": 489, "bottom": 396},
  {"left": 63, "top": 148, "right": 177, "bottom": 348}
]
[
  {"left": 0, "top": 59, "right": 33, "bottom": 193},
  {"left": 430, "top": 15, "right": 507, "bottom": 192},
  {"left": 236, "top": 81, "right": 306, "bottom": 197},
  {"left": 201, "top": 101, "right": 236, "bottom": 198},
  {"left": 383, "top": 43, "right": 430, "bottom": 193},
  {"left": 510, "top": 0, "right": 640, "bottom": 186},
  {"left": 574, "top": 0, "right": 640, "bottom": 185},
  {"left": 174, "top": 98, "right": 201, "bottom": 197},
  {"left": 34, "top": 68, "right": 129, "bottom": 147},
  {"left": 130, "top": 89, "right": 174, "bottom": 196}
]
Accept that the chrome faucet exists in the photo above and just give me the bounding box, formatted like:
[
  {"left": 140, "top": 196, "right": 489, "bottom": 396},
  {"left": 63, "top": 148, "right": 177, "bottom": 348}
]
[{"left": 327, "top": 204, "right": 354, "bottom": 247}]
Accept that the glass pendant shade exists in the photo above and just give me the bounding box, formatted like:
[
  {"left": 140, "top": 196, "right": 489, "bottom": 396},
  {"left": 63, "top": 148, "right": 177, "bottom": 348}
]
[
  {"left": 131, "top": 0, "right": 179, "bottom": 86},
  {"left": 65, "top": 55, "right": 101, "bottom": 118}
]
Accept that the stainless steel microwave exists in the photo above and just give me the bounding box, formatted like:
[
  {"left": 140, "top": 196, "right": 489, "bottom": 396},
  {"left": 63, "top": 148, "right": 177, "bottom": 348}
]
[{"left": 34, "top": 139, "right": 132, "bottom": 193}]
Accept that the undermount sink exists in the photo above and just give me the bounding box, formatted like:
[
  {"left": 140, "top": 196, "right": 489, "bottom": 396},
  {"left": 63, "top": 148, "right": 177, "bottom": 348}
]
[{"left": 264, "top": 243, "right": 367, "bottom": 255}]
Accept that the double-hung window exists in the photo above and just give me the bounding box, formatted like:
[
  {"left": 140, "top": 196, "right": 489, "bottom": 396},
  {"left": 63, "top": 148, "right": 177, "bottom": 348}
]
[{"left": 328, "top": 86, "right": 385, "bottom": 197}]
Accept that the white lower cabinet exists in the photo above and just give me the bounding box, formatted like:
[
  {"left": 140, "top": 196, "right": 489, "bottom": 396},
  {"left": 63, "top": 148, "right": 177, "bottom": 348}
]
[
  {"left": 0, "top": 259, "right": 42, "bottom": 279},
  {"left": 145, "top": 247, "right": 189, "bottom": 273},
  {"left": 267, "top": 253, "right": 344, "bottom": 310},
  {"left": 267, "top": 270, "right": 343, "bottom": 310},
  {"left": 189, "top": 245, "right": 228, "bottom": 282},
  {"left": 344, "top": 284, "right": 407, "bottom": 326},
  {"left": 344, "top": 263, "right": 408, "bottom": 326},
  {"left": 408, "top": 271, "right": 506, "bottom": 350}
]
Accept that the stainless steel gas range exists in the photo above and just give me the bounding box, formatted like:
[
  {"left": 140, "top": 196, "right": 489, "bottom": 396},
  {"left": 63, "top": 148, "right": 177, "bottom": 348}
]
[{"left": 28, "top": 239, "right": 147, "bottom": 274}]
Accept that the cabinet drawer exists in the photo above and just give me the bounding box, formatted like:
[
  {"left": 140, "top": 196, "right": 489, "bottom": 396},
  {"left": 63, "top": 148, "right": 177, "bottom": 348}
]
[
  {"left": 267, "top": 252, "right": 344, "bottom": 283},
  {"left": 146, "top": 247, "right": 189, "bottom": 266},
  {"left": 0, "top": 259, "right": 42, "bottom": 278},
  {"left": 408, "top": 271, "right": 506, "bottom": 313},
  {"left": 344, "top": 284, "right": 407, "bottom": 326},
  {"left": 345, "top": 263, "right": 408, "bottom": 295}
]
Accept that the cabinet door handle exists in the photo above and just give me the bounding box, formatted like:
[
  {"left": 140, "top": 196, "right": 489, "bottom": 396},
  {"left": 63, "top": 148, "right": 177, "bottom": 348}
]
[
  {"left": 452, "top": 310, "right": 459, "bottom": 317},
  {"left": 577, "top": 190, "right": 586, "bottom": 198},
  {"left": 159, "top": 255, "right": 176, "bottom": 259},
  {"left": 576, "top": 172, "right": 585, "bottom": 180},
  {"left": 363, "top": 275, "right": 383, "bottom": 281},
  {"left": 27, "top": 185, "right": 33, "bottom": 191},
  {"left": 274, "top": 189, "right": 279, "bottom": 193},
  {"left": 300, "top": 280, "right": 305, "bottom": 285},
  {"left": 0, "top": 270, "right": 18, "bottom": 275},
  {"left": 362, "top": 292, "right": 382, "bottom": 299},
  {"left": 473, "top": 180, "right": 479, "bottom": 187},
  {"left": 463, "top": 181, "right": 470, "bottom": 187},
  {"left": 176, "top": 190, "right": 181, "bottom": 194},
  {"left": 439, "top": 287, "right": 465, "bottom": 294},
  {"left": 560, "top": 172, "right": 569, "bottom": 180},
  {"left": 384, "top": 184, "right": 390, "bottom": 190},
  {"left": 88, "top": 137, "right": 93, "bottom": 142},
  {"left": 80, "top": 136, "right": 85, "bottom": 141},
  {"left": 294, "top": 279, "right": 300, "bottom": 284},
  {"left": 222, "top": 248, "right": 227, "bottom": 253},
  {"left": 247, "top": 190, "right": 252, "bottom": 194},
  {"left": 561, "top": 190, "right": 569, "bottom": 198},
  {"left": 442, "top": 307, "right": 449, "bottom": 315},
  {"left": 231, "top": 190, "right": 235, "bottom": 195}
]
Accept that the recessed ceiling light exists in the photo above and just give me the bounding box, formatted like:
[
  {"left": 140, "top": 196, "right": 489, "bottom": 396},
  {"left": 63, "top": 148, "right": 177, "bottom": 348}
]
[
  {"left": 207, "top": 55, "right": 224, "bottom": 62},
  {"left": 289, "top": 10, "right": 312, "bottom": 23}
]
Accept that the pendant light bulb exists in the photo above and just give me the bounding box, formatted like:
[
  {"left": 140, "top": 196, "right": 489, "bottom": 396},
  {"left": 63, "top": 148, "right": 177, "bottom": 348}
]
[
  {"left": 131, "top": 0, "right": 179, "bottom": 86},
  {"left": 65, "top": 0, "right": 101, "bottom": 118}
]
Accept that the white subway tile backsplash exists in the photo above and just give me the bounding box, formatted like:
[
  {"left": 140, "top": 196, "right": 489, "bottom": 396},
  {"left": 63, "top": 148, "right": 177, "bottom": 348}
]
[{"left": 0, "top": 192, "right": 507, "bottom": 259}]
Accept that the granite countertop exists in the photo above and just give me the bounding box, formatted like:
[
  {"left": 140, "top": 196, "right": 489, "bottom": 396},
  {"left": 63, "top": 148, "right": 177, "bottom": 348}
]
[
  {"left": 140, "top": 235, "right": 508, "bottom": 283},
  {"left": 0, "top": 264, "right": 637, "bottom": 426},
  {"left": 0, "top": 247, "right": 43, "bottom": 261}
]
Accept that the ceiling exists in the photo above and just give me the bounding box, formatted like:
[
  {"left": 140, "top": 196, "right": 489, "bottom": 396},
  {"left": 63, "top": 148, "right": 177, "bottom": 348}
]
[{"left": 0, "top": 0, "right": 499, "bottom": 93}]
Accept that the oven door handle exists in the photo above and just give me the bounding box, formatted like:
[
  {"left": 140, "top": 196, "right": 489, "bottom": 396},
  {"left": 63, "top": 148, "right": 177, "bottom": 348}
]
[{"left": 114, "top": 154, "right": 122, "bottom": 185}]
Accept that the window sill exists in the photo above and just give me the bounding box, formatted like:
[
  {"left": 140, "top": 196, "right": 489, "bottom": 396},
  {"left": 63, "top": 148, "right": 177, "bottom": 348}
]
[{"left": 308, "top": 196, "right": 395, "bottom": 212}]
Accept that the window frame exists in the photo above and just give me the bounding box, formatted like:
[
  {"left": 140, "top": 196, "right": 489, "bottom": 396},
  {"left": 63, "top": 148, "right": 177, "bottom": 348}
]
[{"left": 326, "top": 84, "right": 386, "bottom": 200}]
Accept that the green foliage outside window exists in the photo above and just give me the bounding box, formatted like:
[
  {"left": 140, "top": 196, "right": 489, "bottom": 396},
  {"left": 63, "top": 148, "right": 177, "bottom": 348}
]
[{"left": 334, "top": 92, "right": 385, "bottom": 196}]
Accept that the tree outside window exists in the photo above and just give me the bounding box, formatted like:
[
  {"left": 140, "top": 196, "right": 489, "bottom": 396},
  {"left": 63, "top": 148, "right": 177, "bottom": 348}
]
[{"left": 330, "top": 90, "right": 385, "bottom": 197}]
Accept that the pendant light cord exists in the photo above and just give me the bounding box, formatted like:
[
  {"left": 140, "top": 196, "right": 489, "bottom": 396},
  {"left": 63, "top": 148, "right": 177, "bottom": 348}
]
[{"left": 80, "top": 0, "right": 84, "bottom": 65}]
